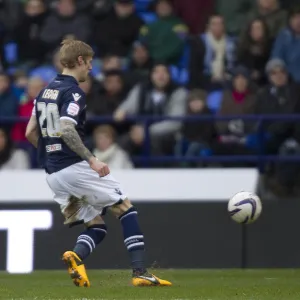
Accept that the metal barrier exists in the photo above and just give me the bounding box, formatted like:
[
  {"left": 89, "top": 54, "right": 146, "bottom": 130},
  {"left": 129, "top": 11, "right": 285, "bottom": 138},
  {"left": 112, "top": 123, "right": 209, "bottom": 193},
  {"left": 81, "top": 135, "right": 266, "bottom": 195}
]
[{"left": 2, "top": 114, "right": 300, "bottom": 171}]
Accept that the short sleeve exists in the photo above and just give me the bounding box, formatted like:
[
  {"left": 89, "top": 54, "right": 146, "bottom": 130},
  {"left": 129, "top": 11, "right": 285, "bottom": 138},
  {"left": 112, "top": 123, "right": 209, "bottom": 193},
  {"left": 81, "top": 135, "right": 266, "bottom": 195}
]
[
  {"left": 60, "top": 88, "right": 86, "bottom": 125},
  {"left": 31, "top": 99, "right": 36, "bottom": 116}
]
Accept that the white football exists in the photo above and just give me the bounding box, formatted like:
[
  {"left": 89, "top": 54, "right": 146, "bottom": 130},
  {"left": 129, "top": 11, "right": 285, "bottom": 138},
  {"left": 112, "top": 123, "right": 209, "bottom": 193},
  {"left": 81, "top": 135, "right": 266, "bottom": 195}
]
[{"left": 228, "top": 191, "right": 262, "bottom": 224}]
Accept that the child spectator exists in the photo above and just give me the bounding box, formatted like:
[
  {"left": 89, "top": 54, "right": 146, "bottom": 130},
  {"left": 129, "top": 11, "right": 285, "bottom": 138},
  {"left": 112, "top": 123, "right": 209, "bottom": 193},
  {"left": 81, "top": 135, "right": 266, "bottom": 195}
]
[{"left": 93, "top": 125, "right": 133, "bottom": 169}]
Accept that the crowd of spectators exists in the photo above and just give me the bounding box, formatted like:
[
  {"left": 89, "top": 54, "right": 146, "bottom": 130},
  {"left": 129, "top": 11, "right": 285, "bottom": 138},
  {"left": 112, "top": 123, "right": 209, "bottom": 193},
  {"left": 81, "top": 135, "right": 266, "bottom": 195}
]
[{"left": 1, "top": 0, "right": 300, "bottom": 192}]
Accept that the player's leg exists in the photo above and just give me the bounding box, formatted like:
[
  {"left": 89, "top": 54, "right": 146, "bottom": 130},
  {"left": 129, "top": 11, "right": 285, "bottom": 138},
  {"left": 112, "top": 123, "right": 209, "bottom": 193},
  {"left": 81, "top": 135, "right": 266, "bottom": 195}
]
[
  {"left": 109, "top": 199, "right": 172, "bottom": 286},
  {"left": 62, "top": 202, "right": 108, "bottom": 287}
]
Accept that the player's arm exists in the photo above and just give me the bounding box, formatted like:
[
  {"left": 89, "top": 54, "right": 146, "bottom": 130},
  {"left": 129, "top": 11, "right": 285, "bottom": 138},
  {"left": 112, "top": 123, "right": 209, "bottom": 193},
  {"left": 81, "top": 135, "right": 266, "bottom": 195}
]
[
  {"left": 60, "top": 120, "right": 110, "bottom": 177},
  {"left": 25, "top": 115, "right": 39, "bottom": 148},
  {"left": 60, "top": 119, "right": 94, "bottom": 162}
]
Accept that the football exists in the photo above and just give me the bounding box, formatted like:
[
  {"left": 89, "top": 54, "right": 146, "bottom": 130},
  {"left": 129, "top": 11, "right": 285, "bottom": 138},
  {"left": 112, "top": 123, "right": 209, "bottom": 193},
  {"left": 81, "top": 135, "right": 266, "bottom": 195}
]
[{"left": 228, "top": 191, "right": 262, "bottom": 224}]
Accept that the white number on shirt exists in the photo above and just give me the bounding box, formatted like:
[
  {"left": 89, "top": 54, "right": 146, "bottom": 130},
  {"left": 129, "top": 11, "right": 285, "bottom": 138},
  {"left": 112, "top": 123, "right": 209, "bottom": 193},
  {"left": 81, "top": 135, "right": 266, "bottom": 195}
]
[{"left": 37, "top": 102, "right": 61, "bottom": 138}]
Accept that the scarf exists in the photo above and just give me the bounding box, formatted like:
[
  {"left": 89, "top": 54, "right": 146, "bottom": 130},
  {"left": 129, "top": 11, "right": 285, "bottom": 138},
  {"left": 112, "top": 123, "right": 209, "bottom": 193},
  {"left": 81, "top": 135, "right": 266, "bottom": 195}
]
[
  {"left": 93, "top": 144, "right": 118, "bottom": 163},
  {"left": 207, "top": 32, "right": 226, "bottom": 79}
]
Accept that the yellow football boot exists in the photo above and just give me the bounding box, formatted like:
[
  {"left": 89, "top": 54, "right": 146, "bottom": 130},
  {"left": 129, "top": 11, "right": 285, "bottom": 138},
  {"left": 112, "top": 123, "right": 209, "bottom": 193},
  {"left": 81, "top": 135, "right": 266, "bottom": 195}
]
[
  {"left": 62, "top": 251, "right": 90, "bottom": 287},
  {"left": 132, "top": 273, "right": 172, "bottom": 287}
]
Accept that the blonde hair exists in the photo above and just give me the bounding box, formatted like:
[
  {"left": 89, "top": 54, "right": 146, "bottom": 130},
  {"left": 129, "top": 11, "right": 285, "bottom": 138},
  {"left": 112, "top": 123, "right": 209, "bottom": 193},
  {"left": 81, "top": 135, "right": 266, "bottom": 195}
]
[
  {"left": 59, "top": 39, "right": 94, "bottom": 69},
  {"left": 94, "top": 125, "right": 116, "bottom": 139}
]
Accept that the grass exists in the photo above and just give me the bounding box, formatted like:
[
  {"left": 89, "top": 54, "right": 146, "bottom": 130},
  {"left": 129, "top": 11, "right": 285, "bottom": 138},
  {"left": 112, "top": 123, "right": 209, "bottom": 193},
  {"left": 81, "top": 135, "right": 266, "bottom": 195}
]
[{"left": 0, "top": 269, "right": 300, "bottom": 300}]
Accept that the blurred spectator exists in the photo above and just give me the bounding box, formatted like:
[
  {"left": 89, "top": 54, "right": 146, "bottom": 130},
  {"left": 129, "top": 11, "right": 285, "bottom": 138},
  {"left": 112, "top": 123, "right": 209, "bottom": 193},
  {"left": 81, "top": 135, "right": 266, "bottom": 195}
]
[
  {"left": 175, "top": 89, "right": 215, "bottom": 166},
  {"left": 255, "top": 59, "right": 299, "bottom": 154},
  {"left": 200, "top": 14, "right": 235, "bottom": 89},
  {"left": 272, "top": 7, "right": 300, "bottom": 82},
  {"left": 127, "top": 41, "right": 153, "bottom": 87},
  {"left": 93, "top": 125, "right": 133, "bottom": 169},
  {"left": 216, "top": 66, "right": 256, "bottom": 138},
  {"left": 114, "top": 63, "right": 187, "bottom": 156},
  {"left": 236, "top": 18, "right": 272, "bottom": 86},
  {"left": 40, "top": 0, "right": 91, "bottom": 58},
  {"left": 172, "top": 0, "right": 214, "bottom": 34},
  {"left": 216, "top": 0, "right": 254, "bottom": 36},
  {"left": 80, "top": 75, "right": 101, "bottom": 117},
  {"left": 87, "top": 70, "right": 125, "bottom": 116},
  {"left": 256, "top": 59, "right": 300, "bottom": 194},
  {"left": 12, "top": 77, "right": 45, "bottom": 143},
  {"left": 0, "top": 127, "right": 30, "bottom": 170},
  {"left": 0, "top": 0, "right": 22, "bottom": 32},
  {"left": 140, "top": 0, "right": 188, "bottom": 64},
  {"left": 94, "top": 0, "right": 143, "bottom": 57},
  {"left": 210, "top": 66, "right": 256, "bottom": 164},
  {"left": 279, "top": 0, "right": 299, "bottom": 10},
  {"left": 14, "top": 0, "right": 48, "bottom": 66},
  {"left": 245, "top": 0, "right": 287, "bottom": 39},
  {"left": 0, "top": 73, "right": 19, "bottom": 119}
]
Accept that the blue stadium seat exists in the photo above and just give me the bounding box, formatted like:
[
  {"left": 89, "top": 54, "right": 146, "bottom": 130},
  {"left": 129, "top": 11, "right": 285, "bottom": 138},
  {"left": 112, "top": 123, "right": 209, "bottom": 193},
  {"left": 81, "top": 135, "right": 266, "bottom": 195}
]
[
  {"left": 138, "top": 12, "right": 157, "bottom": 24},
  {"left": 135, "top": 0, "right": 153, "bottom": 12},
  {"left": 206, "top": 91, "right": 223, "bottom": 113},
  {"left": 29, "top": 66, "right": 57, "bottom": 83},
  {"left": 4, "top": 43, "right": 18, "bottom": 64},
  {"left": 169, "top": 65, "right": 189, "bottom": 85}
]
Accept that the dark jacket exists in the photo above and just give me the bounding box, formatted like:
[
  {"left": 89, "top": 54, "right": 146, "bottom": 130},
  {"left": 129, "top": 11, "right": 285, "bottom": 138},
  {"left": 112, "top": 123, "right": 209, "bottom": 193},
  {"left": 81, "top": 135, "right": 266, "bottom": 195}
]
[
  {"left": 14, "top": 11, "right": 48, "bottom": 63},
  {"left": 94, "top": 10, "right": 143, "bottom": 57},
  {"left": 236, "top": 40, "right": 273, "bottom": 86},
  {"left": 217, "top": 89, "right": 257, "bottom": 135},
  {"left": 183, "top": 106, "right": 215, "bottom": 144},
  {"left": 0, "top": 89, "right": 19, "bottom": 118},
  {"left": 255, "top": 83, "right": 300, "bottom": 152},
  {"left": 40, "top": 12, "right": 91, "bottom": 55}
]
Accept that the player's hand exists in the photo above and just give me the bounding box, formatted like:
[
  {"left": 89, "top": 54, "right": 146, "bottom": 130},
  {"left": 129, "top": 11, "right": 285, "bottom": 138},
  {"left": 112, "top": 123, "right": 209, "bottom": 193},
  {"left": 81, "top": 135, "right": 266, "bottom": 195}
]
[{"left": 89, "top": 157, "right": 110, "bottom": 177}]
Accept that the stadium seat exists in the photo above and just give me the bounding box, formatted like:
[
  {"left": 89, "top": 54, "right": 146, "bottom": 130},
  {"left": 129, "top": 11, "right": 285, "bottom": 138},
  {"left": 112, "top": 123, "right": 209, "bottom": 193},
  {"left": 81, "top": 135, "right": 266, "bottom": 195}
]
[
  {"left": 206, "top": 91, "right": 223, "bottom": 113},
  {"left": 134, "top": 0, "right": 153, "bottom": 12},
  {"left": 138, "top": 12, "right": 157, "bottom": 24},
  {"left": 29, "top": 66, "right": 57, "bottom": 83},
  {"left": 4, "top": 43, "right": 18, "bottom": 64}
]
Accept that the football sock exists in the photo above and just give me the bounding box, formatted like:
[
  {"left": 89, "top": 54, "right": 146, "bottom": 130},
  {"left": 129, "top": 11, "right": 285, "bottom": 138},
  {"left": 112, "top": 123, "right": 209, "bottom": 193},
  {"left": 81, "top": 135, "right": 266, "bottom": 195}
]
[
  {"left": 119, "top": 207, "right": 146, "bottom": 275},
  {"left": 73, "top": 224, "right": 107, "bottom": 260}
]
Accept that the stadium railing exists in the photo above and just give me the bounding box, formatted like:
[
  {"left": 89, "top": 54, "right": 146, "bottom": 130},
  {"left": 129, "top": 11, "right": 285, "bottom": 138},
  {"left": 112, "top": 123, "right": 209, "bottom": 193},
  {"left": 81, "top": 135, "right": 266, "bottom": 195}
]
[{"left": 2, "top": 114, "right": 300, "bottom": 171}]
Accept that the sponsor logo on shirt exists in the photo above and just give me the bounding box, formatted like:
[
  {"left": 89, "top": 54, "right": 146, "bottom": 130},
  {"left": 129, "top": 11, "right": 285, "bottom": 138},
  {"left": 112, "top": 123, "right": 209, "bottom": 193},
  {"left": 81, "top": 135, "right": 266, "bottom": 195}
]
[{"left": 67, "top": 103, "right": 80, "bottom": 116}]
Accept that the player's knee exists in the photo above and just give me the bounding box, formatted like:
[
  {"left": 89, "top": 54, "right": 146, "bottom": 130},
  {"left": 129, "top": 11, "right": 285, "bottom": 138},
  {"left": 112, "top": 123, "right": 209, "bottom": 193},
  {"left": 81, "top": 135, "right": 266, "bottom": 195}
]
[
  {"left": 86, "top": 224, "right": 108, "bottom": 245},
  {"left": 109, "top": 198, "right": 133, "bottom": 218}
]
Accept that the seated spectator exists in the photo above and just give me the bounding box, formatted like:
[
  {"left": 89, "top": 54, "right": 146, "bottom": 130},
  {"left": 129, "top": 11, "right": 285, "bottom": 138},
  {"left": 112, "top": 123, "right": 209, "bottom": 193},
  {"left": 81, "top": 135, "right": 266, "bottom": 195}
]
[
  {"left": 0, "top": 127, "right": 30, "bottom": 170},
  {"left": 272, "top": 7, "right": 300, "bottom": 82},
  {"left": 256, "top": 59, "right": 300, "bottom": 195},
  {"left": 245, "top": 0, "right": 287, "bottom": 39},
  {"left": 200, "top": 14, "right": 235, "bottom": 89},
  {"left": 216, "top": 0, "right": 254, "bottom": 36},
  {"left": 93, "top": 125, "right": 133, "bottom": 169},
  {"left": 175, "top": 89, "right": 215, "bottom": 166},
  {"left": 86, "top": 70, "right": 125, "bottom": 116},
  {"left": 0, "top": 73, "right": 19, "bottom": 120},
  {"left": 255, "top": 59, "right": 299, "bottom": 154},
  {"left": 236, "top": 18, "right": 272, "bottom": 86},
  {"left": 114, "top": 63, "right": 187, "bottom": 157},
  {"left": 12, "top": 77, "right": 45, "bottom": 143},
  {"left": 14, "top": 0, "right": 48, "bottom": 66},
  {"left": 127, "top": 41, "right": 153, "bottom": 87},
  {"left": 140, "top": 0, "right": 188, "bottom": 65},
  {"left": 40, "top": 0, "right": 91, "bottom": 58},
  {"left": 97, "top": 54, "right": 123, "bottom": 81},
  {"left": 80, "top": 75, "right": 101, "bottom": 116},
  {"left": 216, "top": 66, "right": 257, "bottom": 138},
  {"left": 94, "top": 0, "right": 143, "bottom": 57},
  {"left": 211, "top": 66, "right": 256, "bottom": 165}
]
